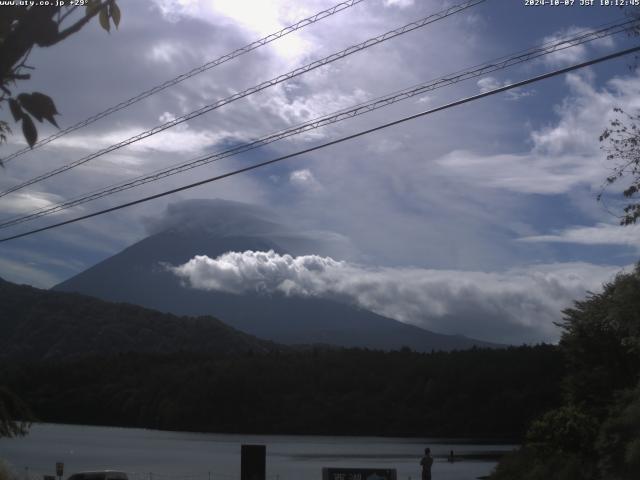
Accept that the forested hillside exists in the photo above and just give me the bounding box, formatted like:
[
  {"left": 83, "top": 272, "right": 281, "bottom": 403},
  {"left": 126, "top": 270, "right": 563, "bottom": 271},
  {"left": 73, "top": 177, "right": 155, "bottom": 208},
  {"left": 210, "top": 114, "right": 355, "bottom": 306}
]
[
  {"left": 0, "top": 345, "right": 562, "bottom": 438},
  {"left": 0, "top": 277, "right": 280, "bottom": 360}
]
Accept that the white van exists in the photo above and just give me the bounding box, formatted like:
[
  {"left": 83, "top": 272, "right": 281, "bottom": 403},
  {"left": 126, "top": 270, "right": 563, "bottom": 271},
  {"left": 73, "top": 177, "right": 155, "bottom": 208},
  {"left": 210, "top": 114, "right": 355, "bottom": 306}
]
[{"left": 67, "top": 471, "right": 129, "bottom": 480}]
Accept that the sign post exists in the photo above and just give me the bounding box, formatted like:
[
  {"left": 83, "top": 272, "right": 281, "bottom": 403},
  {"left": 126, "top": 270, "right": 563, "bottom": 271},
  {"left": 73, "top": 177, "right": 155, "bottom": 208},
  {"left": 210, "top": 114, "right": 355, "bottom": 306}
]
[
  {"left": 322, "top": 468, "right": 397, "bottom": 480},
  {"left": 241, "top": 445, "right": 266, "bottom": 480}
]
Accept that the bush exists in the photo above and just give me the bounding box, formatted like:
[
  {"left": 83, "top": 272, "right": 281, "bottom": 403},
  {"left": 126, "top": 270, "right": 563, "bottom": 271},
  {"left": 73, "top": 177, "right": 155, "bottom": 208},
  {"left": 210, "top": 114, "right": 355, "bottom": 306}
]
[
  {"left": 0, "top": 460, "right": 18, "bottom": 480},
  {"left": 596, "top": 381, "right": 640, "bottom": 480},
  {"left": 490, "top": 264, "right": 640, "bottom": 480},
  {"left": 526, "top": 405, "right": 599, "bottom": 454},
  {"left": 490, "top": 447, "right": 596, "bottom": 480}
]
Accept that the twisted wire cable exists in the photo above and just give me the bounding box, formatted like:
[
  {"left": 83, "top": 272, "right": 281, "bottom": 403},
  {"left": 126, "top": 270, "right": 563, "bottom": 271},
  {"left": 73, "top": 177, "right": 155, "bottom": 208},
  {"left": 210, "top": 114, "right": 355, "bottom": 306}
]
[
  {"left": 0, "top": 17, "right": 635, "bottom": 230},
  {"left": 2, "top": 44, "right": 639, "bottom": 244},
  {"left": 0, "top": 0, "right": 368, "bottom": 165},
  {"left": 0, "top": 0, "right": 487, "bottom": 198}
]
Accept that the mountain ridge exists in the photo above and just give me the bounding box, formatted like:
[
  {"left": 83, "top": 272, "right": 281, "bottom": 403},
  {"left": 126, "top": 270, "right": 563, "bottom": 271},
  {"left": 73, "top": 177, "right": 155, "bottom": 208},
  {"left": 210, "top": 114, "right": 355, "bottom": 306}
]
[
  {"left": 0, "top": 276, "right": 281, "bottom": 360},
  {"left": 53, "top": 199, "right": 501, "bottom": 352}
]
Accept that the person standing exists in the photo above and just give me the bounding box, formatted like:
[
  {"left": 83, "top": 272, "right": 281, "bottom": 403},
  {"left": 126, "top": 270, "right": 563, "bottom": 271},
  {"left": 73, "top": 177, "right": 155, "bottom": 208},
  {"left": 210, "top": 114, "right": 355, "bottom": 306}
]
[{"left": 420, "top": 447, "right": 434, "bottom": 480}]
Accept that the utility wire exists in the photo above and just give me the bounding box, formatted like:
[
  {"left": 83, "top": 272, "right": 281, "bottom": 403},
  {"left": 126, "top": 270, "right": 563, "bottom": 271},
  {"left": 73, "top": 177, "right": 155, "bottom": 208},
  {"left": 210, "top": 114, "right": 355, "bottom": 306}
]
[
  {"left": 0, "top": 0, "right": 368, "bottom": 165},
  {"left": 1, "top": 44, "right": 638, "bottom": 244},
  {"left": 0, "top": 0, "right": 487, "bottom": 198},
  {"left": 0, "top": 18, "right": 636, "bottom": 230}
]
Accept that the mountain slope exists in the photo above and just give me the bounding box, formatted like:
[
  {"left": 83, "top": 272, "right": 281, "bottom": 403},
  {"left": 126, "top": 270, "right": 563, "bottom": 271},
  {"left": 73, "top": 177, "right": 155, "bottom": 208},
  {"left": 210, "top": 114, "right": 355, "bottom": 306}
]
[
  {"left": 0, "top": 277, "right": 280, "bottom": 360},
  {"left": 54, "top": 199, "right": 499, "bottom": 352}
]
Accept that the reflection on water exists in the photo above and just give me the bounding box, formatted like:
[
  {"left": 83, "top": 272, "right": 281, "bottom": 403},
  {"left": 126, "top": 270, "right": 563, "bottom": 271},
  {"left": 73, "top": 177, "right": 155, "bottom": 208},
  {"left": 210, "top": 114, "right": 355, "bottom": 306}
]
[{"left": 0, "top": 424, "right": 516, "bottom": 480}]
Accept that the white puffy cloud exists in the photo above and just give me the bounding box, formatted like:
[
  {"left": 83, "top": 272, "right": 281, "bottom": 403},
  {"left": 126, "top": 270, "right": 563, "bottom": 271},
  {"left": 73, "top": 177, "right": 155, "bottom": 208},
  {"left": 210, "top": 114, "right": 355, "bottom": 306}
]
[
  {"left": 251, "top": 85, "right": 370, "bottom": 134},
  {"left": 384, "top": 0, "right": 415, "bottom": 8},
  {"left": 477, "top": 76, "right": 502, "bottom": 93},
  {"left": 530, "top": 73, "right": 611, "bottom": 157},
  {"left": 289, "top": 168, "right": 323, "bottom": 192},
  {"left": 540, "top": 26, "right": 615, "bottom": 68},
  {"left": 542, "top": 27, "right": 592, "bottom": 67},
  {"left": 169, "top": 249, "right": 626, "bottom": 343},
  {"left": 476, "top": 76, "right": 534, "bottom": 100}
]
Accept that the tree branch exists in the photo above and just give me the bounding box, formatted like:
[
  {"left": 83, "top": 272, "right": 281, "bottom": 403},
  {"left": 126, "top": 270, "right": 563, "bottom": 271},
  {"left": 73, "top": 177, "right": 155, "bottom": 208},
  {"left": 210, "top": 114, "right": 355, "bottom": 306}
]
[
  {"left": 56, "top": 2, "right": 108, "bottom": 43},
  {"left": 58, "top": 5, "right": 80, "bottom": 24}
]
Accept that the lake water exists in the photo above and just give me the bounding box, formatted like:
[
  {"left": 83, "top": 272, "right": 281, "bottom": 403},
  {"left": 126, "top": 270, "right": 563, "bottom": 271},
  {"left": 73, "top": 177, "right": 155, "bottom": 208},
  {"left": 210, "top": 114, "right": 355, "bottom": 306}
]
[{"left": 0, "top": 424, "right": 516, "bottom": 480}]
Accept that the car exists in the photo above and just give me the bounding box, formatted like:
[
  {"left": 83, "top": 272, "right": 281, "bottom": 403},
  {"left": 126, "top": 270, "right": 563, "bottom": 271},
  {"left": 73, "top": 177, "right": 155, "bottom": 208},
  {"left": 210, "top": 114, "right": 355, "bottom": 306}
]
[{"left": 67, "top": 471, "right": 129, "bottom": 480}]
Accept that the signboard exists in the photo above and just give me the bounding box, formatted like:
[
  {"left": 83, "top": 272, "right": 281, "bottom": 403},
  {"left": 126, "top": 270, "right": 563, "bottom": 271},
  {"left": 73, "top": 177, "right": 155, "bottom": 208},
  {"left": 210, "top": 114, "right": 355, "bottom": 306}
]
[
  {"left": 241, "top": 444, "right": 266, "bottom": 480},
  {"left": 55, "top": 463, "right": 64, "bottom": 477},
  {"left": 322, "top": 468, "right": 397, "bottom": 480}
]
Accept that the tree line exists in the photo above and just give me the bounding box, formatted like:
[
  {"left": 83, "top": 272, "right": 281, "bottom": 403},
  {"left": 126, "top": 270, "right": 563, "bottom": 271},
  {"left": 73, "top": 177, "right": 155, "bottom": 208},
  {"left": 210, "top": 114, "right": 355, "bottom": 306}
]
[{"left": 0, "top": 344, "right": 562, "bottom": 439}]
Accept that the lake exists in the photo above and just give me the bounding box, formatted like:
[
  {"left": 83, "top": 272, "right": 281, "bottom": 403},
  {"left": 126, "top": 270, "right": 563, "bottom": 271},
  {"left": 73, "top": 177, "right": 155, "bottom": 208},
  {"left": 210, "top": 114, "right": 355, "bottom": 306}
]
[{"left": 0, "top": 424, "right": 516, "bottom": 480}]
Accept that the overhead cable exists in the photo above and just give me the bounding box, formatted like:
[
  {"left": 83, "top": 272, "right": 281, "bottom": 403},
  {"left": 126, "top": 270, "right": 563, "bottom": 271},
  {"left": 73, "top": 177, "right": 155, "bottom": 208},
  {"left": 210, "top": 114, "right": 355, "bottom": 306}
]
[
  {"left": 0, "top": 0, "right": 368, "bottom": 165},
  {"left": 1, "top": 44, "right": 638, "bottom": 243},
  {"left": 0, "top": 0, "right": 487, "bottom": 198},
  {"left": 0, "top": 17, "right": 636, "bottom": 230}
]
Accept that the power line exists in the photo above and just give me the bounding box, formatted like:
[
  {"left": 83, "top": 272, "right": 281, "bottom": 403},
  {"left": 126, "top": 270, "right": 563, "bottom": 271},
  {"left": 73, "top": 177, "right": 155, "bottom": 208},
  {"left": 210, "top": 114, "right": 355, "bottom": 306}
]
[
  {"left": 0, "top": 0, "right": 368, "bottom": 165},
  {"left": 0, "top": 0, "right": 487, "bottom": 198},
  {"left": 0, "top": 18, "right": 635, "bottom": 230},
  {"left": 1, "top": 44, "right": 638, "bottom": 244}
]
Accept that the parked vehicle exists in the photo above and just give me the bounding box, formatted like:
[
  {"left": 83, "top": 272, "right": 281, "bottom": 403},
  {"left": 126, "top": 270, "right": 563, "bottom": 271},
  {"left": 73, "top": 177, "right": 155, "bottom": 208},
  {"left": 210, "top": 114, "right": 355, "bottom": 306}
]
[{"left": 67, "top": 471, "right": 129, "bottom": 480}]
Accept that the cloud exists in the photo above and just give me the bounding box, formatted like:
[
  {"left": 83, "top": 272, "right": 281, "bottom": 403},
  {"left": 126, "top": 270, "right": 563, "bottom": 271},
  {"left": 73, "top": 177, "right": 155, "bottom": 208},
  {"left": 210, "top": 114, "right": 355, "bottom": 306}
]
[
  {"left": 169, "top": 249, "right": 626, "bottom": 343},
  {"left": 251, "top": 85, "right": 370, "bottom": 135},
  {"left": 148, "top": 42, "right": 185, "bottom": 64},
  {"left": 142, "top": 198, "right": 281, "bottom": 235},
  {"left": 436, "top": 149, "right": 598, "bottom": 195},
  {"left": 477, "top": 76, "right": 502, "bottom": 93},
  {"left": 477, "top": 76, "right": 534, "bottom": 100},
  {"left": 51, "top": 123, "right": 235, "bottom": 155},
  {"left": 151, "top": 0, "right": 318, "bottom": 60},
  {"left": 290, "top": 168, "right": 323, "bottom": 192},
  {"left": 142, "top": 198, "right": 362, "bottom": 260},
  {"left": 530, "top": 72, "right": 610, "bottom": 157},
  {"left": 384, "top": 0, "right": 415, "bottom": 8},
  {"left": 540, "top": 26, "right": 615, "bottom": 68},
  {"left": 520, "top": 223, "right": 640, "bottom": 249},
  {"left": 0, "top": 191, "right": 64, "bottom": 216},
  {"left": 438, "top": 71, "right": 640, "bottom": 195},
  {"left": 0, "top": 256, "right": 62, "bottom": 288}
]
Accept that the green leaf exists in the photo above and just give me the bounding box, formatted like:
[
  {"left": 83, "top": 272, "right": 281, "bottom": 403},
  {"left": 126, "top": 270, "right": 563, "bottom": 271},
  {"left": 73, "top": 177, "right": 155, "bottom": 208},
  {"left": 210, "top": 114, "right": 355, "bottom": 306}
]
[
  {"left": 99, "top": 7, "right": 110, "bottom": 32},
  {"left": 17, "top": 92, "right": 60, "bottom": 127},
  {"left": 21, "top": 115, "right": 37, "bottom": 148},
  {"left": 86, "top": 0, "right": 101, "bottom": 16},
  {"left": 109, "top": 1, "right": 121, "bottom": 28},
  {"left": 8, "top": 98, "right": 23, "bottom": 122},
  {"left": 18, "top": 93, "right": 43, "bottom": 122}
]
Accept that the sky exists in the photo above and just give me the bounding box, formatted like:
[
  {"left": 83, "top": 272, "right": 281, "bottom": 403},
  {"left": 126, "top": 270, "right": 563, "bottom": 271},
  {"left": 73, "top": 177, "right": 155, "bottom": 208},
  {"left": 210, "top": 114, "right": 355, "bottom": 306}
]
[{"left": 1, "top": 0, "right": 640, "bottom": 344}]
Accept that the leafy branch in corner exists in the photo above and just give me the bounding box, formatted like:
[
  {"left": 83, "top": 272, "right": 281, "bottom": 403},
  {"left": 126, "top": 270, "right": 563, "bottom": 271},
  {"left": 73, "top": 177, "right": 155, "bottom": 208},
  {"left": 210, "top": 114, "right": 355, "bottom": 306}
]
[
  {"left": 0, "top": 0, "right": 121, "bottom": 157},
  {"left": 599, "top": 107, "right": 640, "bottom": 225}
]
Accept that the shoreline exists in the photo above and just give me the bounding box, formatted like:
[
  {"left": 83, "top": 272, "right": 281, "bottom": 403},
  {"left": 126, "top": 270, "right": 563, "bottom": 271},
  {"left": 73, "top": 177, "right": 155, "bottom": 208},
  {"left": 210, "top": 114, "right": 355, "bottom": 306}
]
[{"left": 15, "top": 422, "right": 519, "bottom": 446}]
